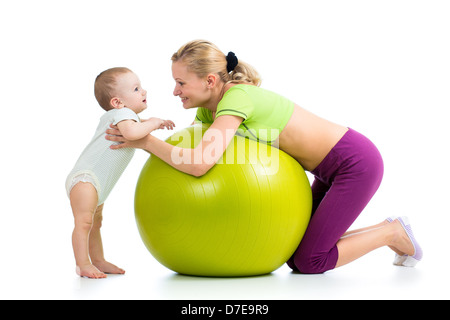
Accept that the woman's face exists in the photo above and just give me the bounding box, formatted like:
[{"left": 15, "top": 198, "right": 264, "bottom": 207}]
[{"left": 172, "top": 61, "right": 210, "bottom": 109}]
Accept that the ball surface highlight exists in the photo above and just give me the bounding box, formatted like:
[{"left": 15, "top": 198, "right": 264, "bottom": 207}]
[{"left": 135, "top": 124, "right": 312, "bottom": 277}]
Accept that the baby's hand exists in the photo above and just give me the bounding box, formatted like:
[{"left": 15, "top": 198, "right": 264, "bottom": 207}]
[
  {"left": 160, "top": 119, "right": 175, "bottom": 130},
  {"left": 144, "top": 118, "right": 175, "bottom": 131}
]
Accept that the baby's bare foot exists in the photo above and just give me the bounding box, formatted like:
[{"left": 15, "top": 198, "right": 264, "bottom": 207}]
[
  {"left": 93, "top": 260, "right": 125, "bottom": 275},
  {"left": 76, "top": 264, "right": 107, "bottom": 279}
]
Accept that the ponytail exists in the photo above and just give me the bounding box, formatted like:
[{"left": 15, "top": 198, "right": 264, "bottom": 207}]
[{"left": 171, "top": 40, "right": 261, "bottom": 87}]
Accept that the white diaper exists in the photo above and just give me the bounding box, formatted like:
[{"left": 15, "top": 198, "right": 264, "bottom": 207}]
[{"left": 65, "top": 172, "right": 102, "bottom": 204}]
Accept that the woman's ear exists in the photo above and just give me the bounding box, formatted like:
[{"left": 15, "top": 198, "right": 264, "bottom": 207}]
[
  {"left": 206, "top": 74, "right": 218, "bottom": 89},
  {"left": 110, "top": 97, "right": 124, "bottom": 109}
]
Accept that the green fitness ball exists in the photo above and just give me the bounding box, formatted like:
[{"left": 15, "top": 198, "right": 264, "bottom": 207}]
[{"left": 135, "top": 124, "right": 312, "bottom": 277}]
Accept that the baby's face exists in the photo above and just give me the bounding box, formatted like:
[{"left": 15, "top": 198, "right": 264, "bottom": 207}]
[{"left": 115, "top": 72, "right": 148, "bottom": 113}]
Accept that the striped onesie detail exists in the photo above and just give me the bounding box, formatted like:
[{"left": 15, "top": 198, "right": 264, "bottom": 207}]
[{"left": 66, "top": 108, "right": 139, "bottom": 205}]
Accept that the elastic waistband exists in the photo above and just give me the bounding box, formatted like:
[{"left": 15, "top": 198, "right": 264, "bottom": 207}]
[{"left": 311, "top": 128, "right": 383, "bottom": 185}]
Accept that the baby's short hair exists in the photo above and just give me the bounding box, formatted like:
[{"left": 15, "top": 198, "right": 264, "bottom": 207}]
[{"left": 94, "top": 67, "right": 132, "bottom": 111}]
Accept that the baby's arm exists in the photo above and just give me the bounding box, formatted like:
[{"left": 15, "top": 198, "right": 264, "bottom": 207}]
[{"left": 116, "top": 118, "right": 175, "bottom": 141}]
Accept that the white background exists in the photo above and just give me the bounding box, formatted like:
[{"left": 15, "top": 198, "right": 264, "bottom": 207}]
[{"left": 1, "top": 0, "right": 449, "bottom": 300}]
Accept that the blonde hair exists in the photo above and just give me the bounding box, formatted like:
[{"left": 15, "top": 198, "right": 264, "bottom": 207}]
[
  {"left": 171, "top": 40, "right": 261, "bottom": 87},
  {"left": 94, "top": 67, "right": 132, "bottom": 111}
]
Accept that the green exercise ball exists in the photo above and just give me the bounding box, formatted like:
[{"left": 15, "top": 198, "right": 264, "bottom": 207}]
[{"left": 135, "top": 124, "right": 312, "bottom": 277}]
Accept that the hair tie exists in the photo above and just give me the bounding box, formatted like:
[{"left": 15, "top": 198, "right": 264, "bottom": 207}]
[{"left": 226, "top": 52, "right": 239, "bottom": 73}]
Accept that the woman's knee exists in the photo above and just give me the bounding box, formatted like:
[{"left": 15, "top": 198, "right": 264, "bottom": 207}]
[{"left": 293, "top": 247, "right": 338, "bottom": 274}]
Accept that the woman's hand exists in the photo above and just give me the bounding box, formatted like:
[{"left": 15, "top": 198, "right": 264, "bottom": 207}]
[
  {"left": 105, "top": 124, "right": 149, "bottom": 150},
  {"left": 106, "top": 114, "right": 243, "bottom": 177}
]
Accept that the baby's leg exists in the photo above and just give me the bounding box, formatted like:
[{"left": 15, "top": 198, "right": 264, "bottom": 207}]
[
  {"left": 70, "top": 182, "right": 106, "bottom": 279},
  {"left": 89, "top": 204, "right": 125, "bottom": 275}
]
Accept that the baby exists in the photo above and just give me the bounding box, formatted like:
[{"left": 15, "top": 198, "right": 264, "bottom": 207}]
[{"left": 66, "top": 67, "right": 175, "bottom": 279}]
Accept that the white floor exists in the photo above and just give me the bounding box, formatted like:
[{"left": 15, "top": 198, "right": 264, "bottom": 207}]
[
  {"left": 2, "top": 251, "right": 445, "bottom": 300},
  {"left": 1, "top": 204, "right": 447, "bottom": 300}
]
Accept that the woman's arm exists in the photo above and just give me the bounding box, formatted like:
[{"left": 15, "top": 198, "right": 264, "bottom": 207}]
[
  {"left": 116, "top": 118, "right": 175, "bottom": 141},
  {"left": 107, "top": 115, "right": 243, "bottom": 177}
]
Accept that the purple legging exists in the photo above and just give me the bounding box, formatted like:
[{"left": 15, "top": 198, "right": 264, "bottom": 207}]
[{"left": 287, "top": 128, "right": 384, "bottom": 274}]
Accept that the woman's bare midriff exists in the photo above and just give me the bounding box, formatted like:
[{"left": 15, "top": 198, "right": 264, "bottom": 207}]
[{"left": 278, "top": 104, "right": 349, "bottom": 172}]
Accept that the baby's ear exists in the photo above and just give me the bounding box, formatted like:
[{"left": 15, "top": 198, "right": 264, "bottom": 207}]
[{"left": 110, "top": 97, "right": 124, "bottom": 109}]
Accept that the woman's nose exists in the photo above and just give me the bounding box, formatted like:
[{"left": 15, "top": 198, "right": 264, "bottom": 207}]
[{"left": 173, "top": 87, "right": 180, "bottom": 96}]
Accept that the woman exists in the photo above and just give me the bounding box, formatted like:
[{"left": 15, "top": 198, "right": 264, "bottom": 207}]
[{"left": 106, "top": 40, "right": 422, "bottom": 274}]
